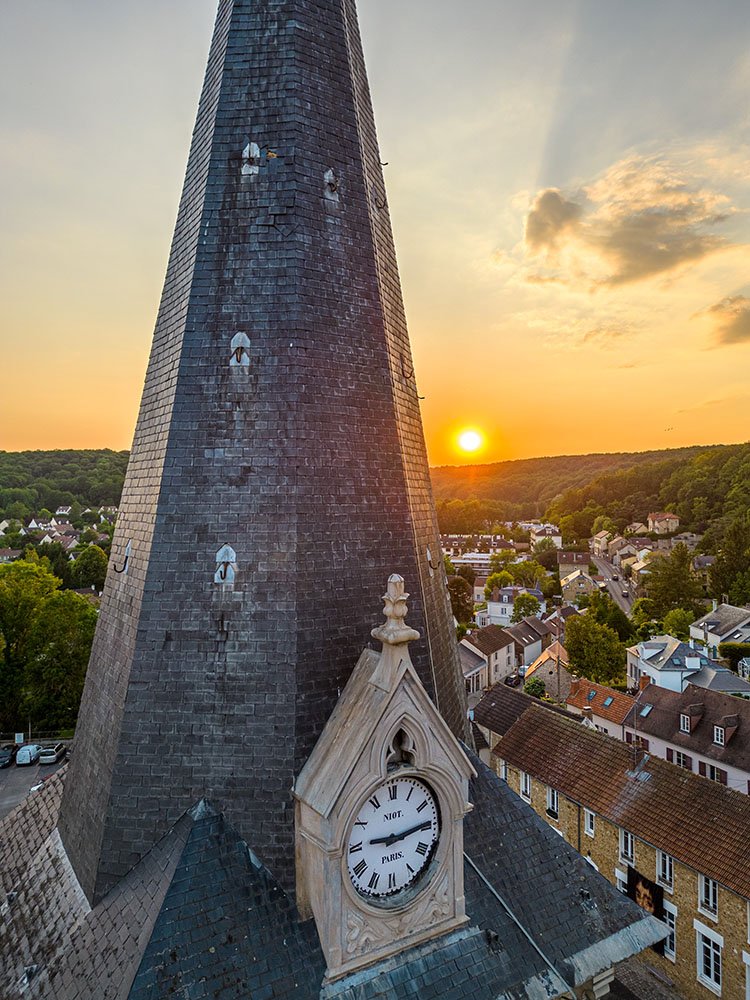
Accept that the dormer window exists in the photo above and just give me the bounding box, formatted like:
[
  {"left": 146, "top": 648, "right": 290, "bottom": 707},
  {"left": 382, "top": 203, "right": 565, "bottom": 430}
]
[
  {"left": 679, "top": 714, "right": 690, "bottom": 734},
  {"left": 713, "top": 726, "right": 725, "bottom": 747}
]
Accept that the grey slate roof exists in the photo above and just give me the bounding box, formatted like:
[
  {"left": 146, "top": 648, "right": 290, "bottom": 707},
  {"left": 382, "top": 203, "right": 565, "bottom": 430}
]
[
  {"left": 624, "top": 682, "right": 750, "bottom": 771},
  {"left": 0, "top": 754, "right": 662, "bottom": 1000},
  {"left": 692, "top": 603, "right": 750, "bottom": 638},
  {"left": 459, "top": 643, "right": 487, "bottom": 678}
]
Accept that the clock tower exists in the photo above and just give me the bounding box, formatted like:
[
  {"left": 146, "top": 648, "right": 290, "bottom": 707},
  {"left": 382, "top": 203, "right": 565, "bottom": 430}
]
[{"left": 294, "top": 575, "right": 474, "bottom": 981}]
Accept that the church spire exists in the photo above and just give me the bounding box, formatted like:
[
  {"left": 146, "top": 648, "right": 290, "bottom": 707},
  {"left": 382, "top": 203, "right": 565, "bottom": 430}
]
[{"left": 58, "top": 0, "right": 466, "bottom": 905}]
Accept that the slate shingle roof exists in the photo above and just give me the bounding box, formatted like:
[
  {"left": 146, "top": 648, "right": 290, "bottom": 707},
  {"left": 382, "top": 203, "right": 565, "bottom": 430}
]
[
  {"left": 626, "top": 682, "right": 750, "bottom": 770},
  {"left": 459, "top": 644, "right": 485, "bottom": 678},
  {"left": 0, "top": 752, "right": 663, "bottom": 999},
  {"left": 692, "top": 603, "right": 750, "bottom": 638},
  {"left": 463, "top": 625, "right": 514, "bottom": 657},
  {"left": 496, "top": 706, "right": 750, "bottom": 899},
  {"left": 473, "top": 684, "right": 574, "bottom": 737}
]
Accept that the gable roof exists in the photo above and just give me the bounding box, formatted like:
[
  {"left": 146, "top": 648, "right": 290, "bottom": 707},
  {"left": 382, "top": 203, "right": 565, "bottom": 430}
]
[
  {"left": 459, "top": 644, "right": 486, "bottom": 678},
  {"left": 624, "top": 682, "right": 750, "bottom": 772},
  {"left": 567, "top": 679, "right": 635, "bottom": 725},
  {"left": 463, "top": 625, "right": 515, "bottom": 657},
  {"left": 473, "top": 683, "right": 575, "bottom": 737},
  {"left": 506, "top": 622, "right": 542, "bottom": 648},
  {"left": 522, "top": 616, "right": 553, "bottom": 639},
  {"left": 692, "top": 603, "right": 750, "bottom": 638},
  {"left": 528, "top": 641, "right": 569, "bottom": 674},
  {"left": 632, "top": 635, "right": 709, "bottom": 672},
  {"left": 496, "top": 706, "right": 750, "bottom": 900},
  {"left": 557, "top": 551, "right": 589, "bottom": 566}
]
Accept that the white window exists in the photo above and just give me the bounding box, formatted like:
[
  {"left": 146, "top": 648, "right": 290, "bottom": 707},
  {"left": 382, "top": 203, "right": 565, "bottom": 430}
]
[
  {"left": 584, "top": 809, "right": 595, "bottom": 838},
  {"left": 675, "top": 750, "right": 692, "bottom": 771},
  {"left": 699, "top": 875, "right": 719, "bottom": 919},
  {"left": 619, "top": 828, "right": 635, "bottom": 864},
  {"left": 520, "top": 771, "right": 531, "bottom": 800},
  {"left": 707, "top": 764, "right": 727, "bottom": 784},
  {"left": 680, "top": 713, "right": 691, "bottom": 733},
  {"left": 694, "top": 920, "right": 723, "bottom": 995},
  {"left": 663, "top": 900, "right": 677, "bottom": 961},
  {"left": 546, "top": 787, "right": 559, "bottom": 819},
  {"left": 713, "top": 726, "right": 725, "bottom": 746},
  {"left": 657, "top": 851, "right": 674, "bottom": 891},
  {"left": 615, "top": 868, "right": 627, "bottom": 893}
]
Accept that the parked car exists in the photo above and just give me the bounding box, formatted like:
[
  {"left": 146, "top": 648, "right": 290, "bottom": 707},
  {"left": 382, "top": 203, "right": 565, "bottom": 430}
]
[
  {"left": 621, "top": 590, "right": 629, "bottom": 599},
  {"left": 16, "top": 744, "right": 42, "bottom": 766},
  {"left": 0, "top": 744, "right": 18, "bottom": 768},
  {"left": 504, "top": 674, "right": 522, "bottom": 688},
  {"left": 39, "top": 743, "right": 66, "bottom": 764}
]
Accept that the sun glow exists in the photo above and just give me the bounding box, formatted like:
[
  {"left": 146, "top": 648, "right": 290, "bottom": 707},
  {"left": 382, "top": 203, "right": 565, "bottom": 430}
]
[{"left": 457, "top": 429, "right": 484, "bottom": 454}]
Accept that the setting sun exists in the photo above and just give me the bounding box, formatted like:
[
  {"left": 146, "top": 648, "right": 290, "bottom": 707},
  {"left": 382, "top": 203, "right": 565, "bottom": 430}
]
[{"left": 457, "top": 429, "right": 484, "bottom": 453}]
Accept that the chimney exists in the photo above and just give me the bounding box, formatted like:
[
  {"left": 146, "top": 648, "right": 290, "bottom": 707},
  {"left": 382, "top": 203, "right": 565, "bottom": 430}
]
[
  {"left": 582, "top": 706, "right": 593, "bottom": 721},
  {"left": 638, "top": 676, "right": 650, "bottom": 692},
  {"left": 712, "top": 599, "right": 718, "bottom": 611}
]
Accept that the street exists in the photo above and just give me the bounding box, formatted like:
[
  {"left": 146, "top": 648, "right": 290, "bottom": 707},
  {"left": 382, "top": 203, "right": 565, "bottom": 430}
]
[
  {"left": 0, "top": 759, "right": 66, "bottom": 822},
  {"left": 592, "top": 555, "right": 634, "bottom": 615}
]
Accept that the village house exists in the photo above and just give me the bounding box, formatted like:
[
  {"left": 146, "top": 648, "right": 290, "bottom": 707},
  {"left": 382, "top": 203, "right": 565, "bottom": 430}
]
[
  {"left": 471, "top": 683, "right": 574, "bottom": 757},
  {"left": 690, "top": 603, "right": 750, "bottom": 659},
  {"left": 625, "top": 522, "right": 649, "bottom": 536},
  {"left": 566, "top": 678, "right": 636, "bottom": 739},
  {"left": 627, "top": 635, "right": 750, "bottom": 697},
  {"left": 484, "top": 585, "right": 546, "bottom": 627},
  {"left": 591, "top": 530, "right": 612, "bottom": 557},
  {"left": 560, "top": 569, "right": 599, "bottom": 604},
  {"left": 556, "top": 551, "right": 589, "bottom": 577},
  {"left": 0, "top": 549, "right": 22, "bottom": 564},
  {"left": 648, "top": 512, "right": 680, "bottom": 534},
  {"left": 494, "top": 704, "right": 750, "bottom": 1000},
  {"left": 623, "top": 682, "right": 750, "bottom": 794},
  {"left": 505, "top": 618, "right": 549, "bottom": 670},
  {"left": 460, "top": 625, "right": 516, "bottom": 691},
  {"left": 525, "top": 641, "right": 574, "bottom": 702},
  {"left": 529, "top": 524, "right": 562, "bottom": 549},
  {"left": 543, "top": 604, "right": 581, "bottom": 643}
]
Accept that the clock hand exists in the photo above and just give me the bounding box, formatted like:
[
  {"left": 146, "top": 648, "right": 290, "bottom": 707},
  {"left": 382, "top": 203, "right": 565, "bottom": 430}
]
[{"left": 369, "top": 820, "right": 432, "bottom": 848}]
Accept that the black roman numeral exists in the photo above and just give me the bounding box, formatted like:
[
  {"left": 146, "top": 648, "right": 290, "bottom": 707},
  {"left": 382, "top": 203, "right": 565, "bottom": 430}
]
[
  {"left": 388, "top": 873, "right": 397, "bottom": 890},
  {"left": 416, "top": 800, "right": 428, "bottom": 813},
  {"left": 407, "top": 863, "right": 415, "bottom": 874},
  {"left": 415, "top": 842, "right": 428, "bottom": 856},
  {"left": 368, "top": 872, "right": 380, "bottom": 891},
  {"left": 389, "top": 785, "right": 398, "bottom": 801},
  {"left": 349, "top": 842, "right": 362, "bottom": 854},
  {"left": 353, "top": 859, "right": 367, "bottom": 878},
  {"left": 406, "top": 786, "right": 414, "bottom": 802},
  {"left": 354, "top": 820, "right": 367, "bottom": 828},
  {"left": 369, "top": 795, "right": 381, "bottom": 810}
]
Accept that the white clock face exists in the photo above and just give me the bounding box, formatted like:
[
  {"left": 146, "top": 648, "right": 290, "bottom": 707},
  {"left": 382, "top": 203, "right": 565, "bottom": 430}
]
[{"left": 347, "top": 776, "right": 440, "bottom": 899}]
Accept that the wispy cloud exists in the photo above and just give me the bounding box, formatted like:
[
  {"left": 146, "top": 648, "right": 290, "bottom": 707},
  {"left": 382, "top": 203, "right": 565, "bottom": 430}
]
[
  {"left": 705, "top": 295, "right": 750, "bottom": 345},
  {"left": 519, "top": 154, "right": 735, "bottom": 289}
]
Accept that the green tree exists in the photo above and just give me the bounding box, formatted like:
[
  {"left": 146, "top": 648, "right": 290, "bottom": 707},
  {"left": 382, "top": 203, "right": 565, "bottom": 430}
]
[
  {"left": 709, "top": 514, "right": 750, "bottom": 600},
  {"left": 0, "top": 562, "right": 61, "bottom": 729},
  {"left": 485, "top": 571, "right": 513, "bottom": 598},
  {"left": 456, "top": 564, "right": 476, "bottom": 588},
  {"left": 509, "top": 560, "right": 546, "bottom": 588},
  {"left": 72, "top": 544, "right": 109, "bottom": 591},
  {"left": 565, "top": 615, "right": 626, "bottom": 685},
  {"left": 524, "top": 677, "right": 546, "bottom": 699},
  {"left": 22, "top": 591, "right": 97, "bottom": 730},
  {"left": 511, "top": 593, "right": 541, "bottom": 623},
  {"left": 718, "top": 642, "right": 750, "bottom": 671},
  {"left": 662, "top": 608, "right": 695, "bottom": 641},
  {"left": 447, "top": 576, "right": 474, "bottom": 624},
  {"left": 584, "top": 591, "right": 634, "bottom": 641},
  {"left": 533, "top": 538, "right": 559, "bottom": 571},
  {"left": 489, "top": 550, "right": 515, "bottom": 574},
  {"left": 443, "top": 554, "right": 457, "bottom": 576},
  {"left": 645, "top": 543, "right": 704, "bottom": 617}
]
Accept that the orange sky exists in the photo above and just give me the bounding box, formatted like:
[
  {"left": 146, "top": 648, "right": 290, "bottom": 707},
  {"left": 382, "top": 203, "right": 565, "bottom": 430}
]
[{"left": 2, "top": 1, "right": 749, "bottom": 466}]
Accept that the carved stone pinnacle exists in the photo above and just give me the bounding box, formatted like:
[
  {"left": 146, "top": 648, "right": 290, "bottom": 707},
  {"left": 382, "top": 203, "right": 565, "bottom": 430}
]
[{"left": 371, "top": 574, "right": 421, "bottom": 647}]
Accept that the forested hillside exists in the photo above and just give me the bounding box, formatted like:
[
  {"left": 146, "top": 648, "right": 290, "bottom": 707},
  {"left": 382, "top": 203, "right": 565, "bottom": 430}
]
[
  {"left": 431, "top": 447, "right": 706, "bottom": 508},
  {"left": 546, "top": 443, "right": 750, "bottom": 540},
  {"left": 0, "top": 450, "right": 128, "bottom": 520}
]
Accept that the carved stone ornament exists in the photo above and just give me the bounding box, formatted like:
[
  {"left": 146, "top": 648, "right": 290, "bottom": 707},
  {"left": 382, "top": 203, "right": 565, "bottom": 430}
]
[{"left": 293, "top": 575, "right": 475, "bottom": 982}]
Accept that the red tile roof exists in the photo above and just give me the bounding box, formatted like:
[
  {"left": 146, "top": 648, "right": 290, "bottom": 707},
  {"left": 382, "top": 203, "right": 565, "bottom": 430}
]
[
  {"left": 496, "top": 706, "right": 750, "bottom": 900},
  {"left": 567, "top": 679, "right": 634, "bottom": 725}
]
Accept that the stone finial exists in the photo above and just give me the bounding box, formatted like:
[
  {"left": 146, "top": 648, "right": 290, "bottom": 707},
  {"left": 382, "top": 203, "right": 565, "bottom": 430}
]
[{"left": 371, "top": 574, "right": 420, "bottom": 647}]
